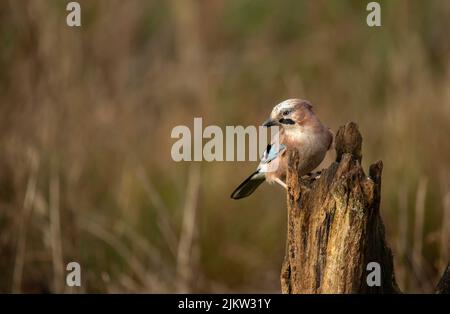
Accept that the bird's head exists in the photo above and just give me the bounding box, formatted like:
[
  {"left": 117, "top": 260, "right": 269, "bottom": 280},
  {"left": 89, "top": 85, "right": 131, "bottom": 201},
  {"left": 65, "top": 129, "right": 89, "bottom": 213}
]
[{"left": 262, "top": 99, "right": 315, "bottom": 131}]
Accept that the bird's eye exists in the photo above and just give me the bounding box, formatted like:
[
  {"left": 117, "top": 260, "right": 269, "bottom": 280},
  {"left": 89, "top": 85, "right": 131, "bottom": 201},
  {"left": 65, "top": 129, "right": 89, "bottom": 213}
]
[{"left": 282, "top": 110, "right": 290, "bottom": 116}]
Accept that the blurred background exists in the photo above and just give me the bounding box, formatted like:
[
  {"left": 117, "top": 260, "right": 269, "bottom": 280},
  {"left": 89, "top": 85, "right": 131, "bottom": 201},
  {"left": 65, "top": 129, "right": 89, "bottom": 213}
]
[{"left": 0, "top": 0, "right": 449, "bottom": 293}]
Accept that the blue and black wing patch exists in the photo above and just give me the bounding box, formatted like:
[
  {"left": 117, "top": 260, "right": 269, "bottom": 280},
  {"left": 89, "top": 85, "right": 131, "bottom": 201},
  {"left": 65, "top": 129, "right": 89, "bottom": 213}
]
[
  {"left": 258, "top": 143, "right": 286, "bottom": 173},
  {"left": 230, "top": 143, "right": 285, "bottom": 199}
]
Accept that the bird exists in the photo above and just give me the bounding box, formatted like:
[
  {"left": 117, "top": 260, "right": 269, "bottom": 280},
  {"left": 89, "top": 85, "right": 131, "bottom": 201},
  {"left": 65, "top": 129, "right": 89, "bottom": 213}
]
[{"left": 230, "top": 99, "right": 333, "bottom": 200}]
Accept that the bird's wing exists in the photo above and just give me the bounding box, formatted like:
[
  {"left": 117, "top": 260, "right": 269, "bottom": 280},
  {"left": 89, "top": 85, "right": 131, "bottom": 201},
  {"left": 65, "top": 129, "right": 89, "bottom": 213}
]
[
  {"left": 327, "top": 128, "right": 334, "bottom": 150},
  {"left": 230, "top": 143, "right": 285, "bottom": 199},
  {"left": 261, "top": 143, "right": 286, "bottom": 163},
  {"left": 257, "top": 143, "right": 286, "bottom": 172}
]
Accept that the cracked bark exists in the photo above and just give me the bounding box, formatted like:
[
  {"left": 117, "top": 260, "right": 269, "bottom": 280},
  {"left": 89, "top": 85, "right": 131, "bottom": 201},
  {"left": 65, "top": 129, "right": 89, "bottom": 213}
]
[
  {"left": 281, "top": 122, "right": 450, "bottom": 294},
  {"left": 281, "top": 122, "right": 400, "bottom": 293}
]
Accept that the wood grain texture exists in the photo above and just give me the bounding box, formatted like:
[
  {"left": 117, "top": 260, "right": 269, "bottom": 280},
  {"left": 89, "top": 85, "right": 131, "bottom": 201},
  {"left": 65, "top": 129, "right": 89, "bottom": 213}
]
[{"left": 281, "top": 122, "right": 400, "bottom": 293}]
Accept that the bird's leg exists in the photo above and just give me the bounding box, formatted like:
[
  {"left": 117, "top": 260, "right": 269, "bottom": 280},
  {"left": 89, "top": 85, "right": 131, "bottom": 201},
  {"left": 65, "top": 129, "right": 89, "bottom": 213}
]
[{"left": 274, "top": 177, "right": 288, "bottom": 190}]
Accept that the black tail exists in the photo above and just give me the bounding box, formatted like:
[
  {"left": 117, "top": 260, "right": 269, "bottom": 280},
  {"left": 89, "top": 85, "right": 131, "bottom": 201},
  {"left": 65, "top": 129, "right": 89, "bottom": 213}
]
[{"left": 230, "top": 171, "right": 265, "bottom": 200}]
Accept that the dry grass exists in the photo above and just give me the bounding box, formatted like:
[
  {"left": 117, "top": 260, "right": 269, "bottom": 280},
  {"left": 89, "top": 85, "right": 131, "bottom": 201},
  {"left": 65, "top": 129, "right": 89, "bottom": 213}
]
[{"left": 0, "top": 0, "right": 449, "bottom": 293}]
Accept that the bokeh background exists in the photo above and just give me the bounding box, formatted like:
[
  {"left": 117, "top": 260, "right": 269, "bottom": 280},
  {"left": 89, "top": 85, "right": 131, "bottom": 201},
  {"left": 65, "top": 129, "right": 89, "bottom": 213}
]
[{"left": 1, "top": 0, "right": 449, "bottom": 293}]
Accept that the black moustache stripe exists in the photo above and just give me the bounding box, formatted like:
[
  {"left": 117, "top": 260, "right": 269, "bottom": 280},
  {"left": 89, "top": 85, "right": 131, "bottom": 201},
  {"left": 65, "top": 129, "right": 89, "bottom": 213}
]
[{"left": 279, "top": 118, "right": 295, "bottom": 125}]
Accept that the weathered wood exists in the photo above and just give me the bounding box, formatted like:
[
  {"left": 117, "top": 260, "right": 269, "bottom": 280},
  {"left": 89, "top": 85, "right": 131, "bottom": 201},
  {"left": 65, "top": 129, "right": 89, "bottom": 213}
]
[
  {"left": 436, "top": 263, "right": 450, "bottom": 294},
  {"left": 281, "top": 122, "right": 400, "bottom": 293}
]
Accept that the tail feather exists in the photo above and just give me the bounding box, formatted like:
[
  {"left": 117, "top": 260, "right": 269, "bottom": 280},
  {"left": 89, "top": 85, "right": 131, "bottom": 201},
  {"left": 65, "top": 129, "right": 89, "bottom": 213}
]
[{"left": 230, "top": 171, "right": 265, "bottom": 200}]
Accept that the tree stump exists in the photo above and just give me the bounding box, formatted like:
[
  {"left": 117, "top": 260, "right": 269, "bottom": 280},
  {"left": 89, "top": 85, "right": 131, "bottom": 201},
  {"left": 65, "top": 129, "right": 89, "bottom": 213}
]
[
  {"left": 436, "top": 263, "right": 450, "bottom": 294},
  {"left": 281, "top": 122, "right": 400, "bottom": 293}
]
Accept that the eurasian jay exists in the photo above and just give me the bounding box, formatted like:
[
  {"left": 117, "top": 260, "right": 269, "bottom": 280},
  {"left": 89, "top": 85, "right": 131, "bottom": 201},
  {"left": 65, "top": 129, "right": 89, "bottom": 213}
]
[{"left": 231, "top": 99, "right": 333, "bottom": 199}]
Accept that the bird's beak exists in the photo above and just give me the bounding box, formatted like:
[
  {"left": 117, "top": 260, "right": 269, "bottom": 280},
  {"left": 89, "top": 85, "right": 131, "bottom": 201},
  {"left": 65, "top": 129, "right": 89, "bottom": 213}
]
[{"left": 262, "top": 118, "right": 280, "bottom": 127}]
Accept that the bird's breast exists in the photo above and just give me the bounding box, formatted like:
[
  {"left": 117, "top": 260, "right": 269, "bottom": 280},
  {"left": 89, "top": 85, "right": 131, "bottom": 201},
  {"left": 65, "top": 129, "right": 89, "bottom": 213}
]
[{"left": 285, "top": 129, "right": 330, "bottom": 175}]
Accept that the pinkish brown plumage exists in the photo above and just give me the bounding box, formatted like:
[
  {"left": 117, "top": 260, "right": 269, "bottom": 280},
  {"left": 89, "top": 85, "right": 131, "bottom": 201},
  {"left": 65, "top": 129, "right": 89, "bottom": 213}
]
[{"left": 231, "top": 99, "right": 333, "bottom": 199}]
